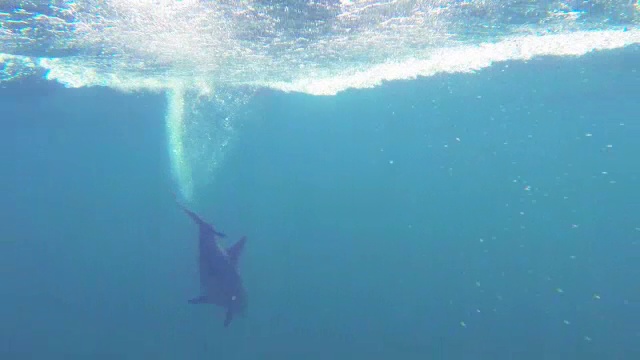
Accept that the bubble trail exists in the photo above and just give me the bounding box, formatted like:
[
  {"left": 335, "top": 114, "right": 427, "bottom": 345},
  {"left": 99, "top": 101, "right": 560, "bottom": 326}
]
[{"left": 166, "top": 85, "right": 193, "bottom": 202}]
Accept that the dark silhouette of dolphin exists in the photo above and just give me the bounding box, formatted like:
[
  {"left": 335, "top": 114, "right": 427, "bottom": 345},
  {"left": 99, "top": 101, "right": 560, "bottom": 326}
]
[{"left": 175, "top": 199, "right": 248, "bottom": 327}]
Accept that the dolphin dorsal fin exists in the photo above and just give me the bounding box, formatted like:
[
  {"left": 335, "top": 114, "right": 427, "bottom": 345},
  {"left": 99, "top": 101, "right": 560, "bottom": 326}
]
[{"left": 227, "top": 236, "right": 247, "bottom": 267}]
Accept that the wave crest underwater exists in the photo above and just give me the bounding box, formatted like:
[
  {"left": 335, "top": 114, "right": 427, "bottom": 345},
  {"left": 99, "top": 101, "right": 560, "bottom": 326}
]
[{"left": 1, "top": 0, "right": 639, "bottom": 199}]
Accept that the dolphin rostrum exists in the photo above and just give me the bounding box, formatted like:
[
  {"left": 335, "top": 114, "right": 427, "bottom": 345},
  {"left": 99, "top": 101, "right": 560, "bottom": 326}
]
[{"left": 175, "top": 200, "right": 248, "bottom": 327}]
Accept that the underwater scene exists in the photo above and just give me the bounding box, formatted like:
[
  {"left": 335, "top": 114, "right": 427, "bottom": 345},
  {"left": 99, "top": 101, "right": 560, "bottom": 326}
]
[{"left": 1, "top": 1, "right": 639, "bottom": 359}]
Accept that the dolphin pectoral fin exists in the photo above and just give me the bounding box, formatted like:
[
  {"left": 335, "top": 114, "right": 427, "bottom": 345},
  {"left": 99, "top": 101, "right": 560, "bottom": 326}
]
[
  {"left": 188, "top": 295, "right": 208, "bottom": 304},
  {"left": 223, "top": 309, "right": 233, "bottom": 327}
]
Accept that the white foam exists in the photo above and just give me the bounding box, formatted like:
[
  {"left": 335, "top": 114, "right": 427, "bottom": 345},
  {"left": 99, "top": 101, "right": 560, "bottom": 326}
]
[
  {"left": 39, "top": 57, "right": 177, "bottom": 92},
  {"left": 30, "top": 28, "right": 639, "bottom": 97},
  {"left": 0, "top": 53, "right": 36, "bottom": 81},
  {"left": 255, "top": 29, "right": 640, "bottom": 96}
]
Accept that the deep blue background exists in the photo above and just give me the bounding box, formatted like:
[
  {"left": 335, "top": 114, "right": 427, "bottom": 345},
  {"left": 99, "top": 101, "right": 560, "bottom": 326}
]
[{"left": 1, "top": 47, "right": 639, "bottom": 359}]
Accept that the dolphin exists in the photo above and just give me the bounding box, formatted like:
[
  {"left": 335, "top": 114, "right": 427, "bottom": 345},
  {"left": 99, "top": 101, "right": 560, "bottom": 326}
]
[{"left": 175, "top": 200, "right": 248, "bottom": 327}]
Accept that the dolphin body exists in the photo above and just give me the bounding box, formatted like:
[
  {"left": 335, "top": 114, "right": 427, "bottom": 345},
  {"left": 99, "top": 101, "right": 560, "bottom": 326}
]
[{"left": 176, "top": 201, "right": 248, "bottom": 327}]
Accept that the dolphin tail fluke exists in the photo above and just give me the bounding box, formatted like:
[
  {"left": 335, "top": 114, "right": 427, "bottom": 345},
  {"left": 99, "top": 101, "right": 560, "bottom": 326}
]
[
  {"left": 172, "top": 192, "right": 227, "bottom": 238},
  {"left": 223, "top": 309, "right": 233, "bottom": 327}
]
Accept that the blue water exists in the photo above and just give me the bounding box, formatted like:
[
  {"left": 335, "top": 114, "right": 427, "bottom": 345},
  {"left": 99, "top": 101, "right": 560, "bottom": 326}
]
[{"left": 1, "top": 48, "right": 639, "bottom": 358}]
